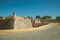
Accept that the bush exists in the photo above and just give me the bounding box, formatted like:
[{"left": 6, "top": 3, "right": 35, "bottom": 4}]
[{"left": 0, "top": 16, "right": 3, "bottom": 18}]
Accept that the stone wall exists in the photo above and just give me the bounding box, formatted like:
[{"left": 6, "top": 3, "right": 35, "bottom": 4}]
[
  {"left": 0, "top": 16, "right": 14, "bottom": 30},
  {"left": 13, "top": 16, "right": 32, "bottom": 29},
  {"left": 0, "top": 12, "right": 33, "bottom": 30}
]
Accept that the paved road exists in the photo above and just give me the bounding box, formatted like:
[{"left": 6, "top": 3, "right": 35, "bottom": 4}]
[{"left": 0, "top": 25, "right": 60, "bottom": 40}]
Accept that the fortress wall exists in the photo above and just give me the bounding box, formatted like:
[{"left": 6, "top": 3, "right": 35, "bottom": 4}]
[
  {"left": 0, "top": 17, "right": 14, "bottom": 30},
  {"left": 0, "top": 12, "right": 32, "bottom": 29},
  {"left": 13, "top": 16, "right": 32, "bottom": 29}
]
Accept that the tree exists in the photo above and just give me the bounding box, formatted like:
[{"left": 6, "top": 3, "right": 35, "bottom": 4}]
[
  {"left": 36, "top": 15, "right": 41, "bottom": 19},
  {"left": 30, "top": 17, "right": 33, "bottom": 19},
  {"left": 42, "top": 16, "right": 52, "bottom": 19},
  {"left": 27, "top": 16, "right": 31, "bottom": 18},
  {"left": 56, "top": 16, "right": 60, "bottom": 20},
  {"left": 0, "top": 16, "right": 3, "bottom": 18},
  {"left": 56, "top": 16, "right": 60, "bottom": 23},
  {"left": 27, "top": 16, "right": 33, "bottom": 20}
]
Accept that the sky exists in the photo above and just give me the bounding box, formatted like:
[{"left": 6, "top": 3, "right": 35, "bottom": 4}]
[{"left": 0, "top": 0, "right": 60, "bottom": 18}]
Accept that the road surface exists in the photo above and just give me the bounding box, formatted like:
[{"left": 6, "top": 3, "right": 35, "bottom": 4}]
[{"left": 0, "top": 24, "right": 60, "bottom": 40}]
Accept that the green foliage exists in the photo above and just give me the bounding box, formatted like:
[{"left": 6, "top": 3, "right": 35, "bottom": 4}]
[
  {"left": 27, "top": 16, "right": 31, "bottom": 18},
  {"left": 56, "top": 16, "right": 60, "bottom": 20},
  {"left": 30, "top": 17, "right": 33, "bottom": 19},
  {"left": 36, "top": 15, "right": 41, "bottom": 19},
  {"left": 27, "top": 16, "right": 33, "bottom": 19},
  {"left": 0, "top": 16, "right": 3, "bottom": 18},
  {"left": 42, "top": 16, "right": 52, "bottom": 19}
]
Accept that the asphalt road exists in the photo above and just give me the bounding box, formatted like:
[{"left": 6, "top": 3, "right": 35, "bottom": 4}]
[{"left": 0, "top": 25, "right": 60, "bottom": 40}]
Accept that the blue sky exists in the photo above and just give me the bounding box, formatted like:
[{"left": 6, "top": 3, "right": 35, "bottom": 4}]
[{"left": 0, "top": 0, "right": 60, "bottom": 18}]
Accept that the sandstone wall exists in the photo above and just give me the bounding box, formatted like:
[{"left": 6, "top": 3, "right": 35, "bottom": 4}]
[
  {"left": 0, "top": 12, "right": 33, "bottom": 29},
  {"left": 13, "top": 16, "right": 32, "bottom": 29}
]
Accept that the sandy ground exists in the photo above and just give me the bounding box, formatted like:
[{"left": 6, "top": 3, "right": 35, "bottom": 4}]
[
  {"left": 0, "top": 23, "right": 60, "bottom": 40},
  {"left": 0, "top": 23, "right": 58, "bottom": 34}
]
